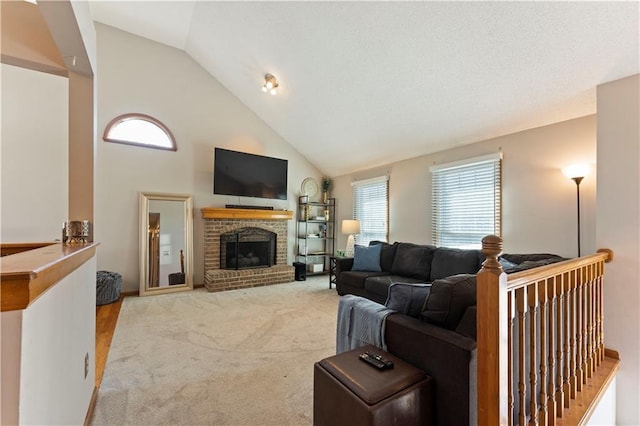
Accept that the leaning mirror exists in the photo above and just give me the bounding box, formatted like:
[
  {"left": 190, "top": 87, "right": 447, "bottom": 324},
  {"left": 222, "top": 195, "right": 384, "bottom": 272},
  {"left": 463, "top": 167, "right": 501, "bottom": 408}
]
[{"left": 139, "top": 192, "right": 193, "bottom": 296}]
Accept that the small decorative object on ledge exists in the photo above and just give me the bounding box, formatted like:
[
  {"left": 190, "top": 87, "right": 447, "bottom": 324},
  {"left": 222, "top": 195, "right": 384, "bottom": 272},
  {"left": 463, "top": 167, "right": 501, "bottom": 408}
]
[
  {"left": 62, "top": 220, "right": 91, "bottom": 244},
  {"left": 321, "top": 177, "right": 332, "bottom": 204}
]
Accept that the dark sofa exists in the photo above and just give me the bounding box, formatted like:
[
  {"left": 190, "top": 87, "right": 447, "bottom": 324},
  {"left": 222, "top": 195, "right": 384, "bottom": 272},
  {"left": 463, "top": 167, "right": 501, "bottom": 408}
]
[
  {"left": 335, "top": 241, "right": 563, "bottom": 304},
  {"left": 334, "top": 241, "right": 565, "bottom": 425},
  {"left": 335, "top": 241, "right": 486, "bottom": 304}
]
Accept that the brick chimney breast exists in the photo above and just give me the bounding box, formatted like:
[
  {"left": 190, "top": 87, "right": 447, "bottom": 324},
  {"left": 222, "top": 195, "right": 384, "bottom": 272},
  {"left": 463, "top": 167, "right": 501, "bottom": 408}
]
[{"left": 202, "top": 209, "right": 294, "bottom": 292}]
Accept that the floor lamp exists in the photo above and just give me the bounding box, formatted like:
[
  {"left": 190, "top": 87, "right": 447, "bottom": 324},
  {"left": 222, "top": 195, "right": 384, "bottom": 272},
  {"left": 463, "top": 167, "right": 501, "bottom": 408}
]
[
  {"left": 562, "top": 164, "right": 591, "bottom": 257},
  {"left": 341, "top": 219, "right": 360, "bottom": 257}
]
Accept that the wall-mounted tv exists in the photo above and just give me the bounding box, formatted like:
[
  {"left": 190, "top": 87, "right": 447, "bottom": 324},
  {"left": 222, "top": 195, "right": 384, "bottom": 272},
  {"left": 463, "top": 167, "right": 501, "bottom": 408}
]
[{"left": 214, "top": 148, "right": 288, "bottom": 200}]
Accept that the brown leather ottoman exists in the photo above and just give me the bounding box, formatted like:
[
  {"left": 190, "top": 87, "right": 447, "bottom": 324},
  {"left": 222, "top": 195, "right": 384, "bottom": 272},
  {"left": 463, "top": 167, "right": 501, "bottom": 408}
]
[{"left": 314, "top": 345, "right": 433, "bottom": 426}]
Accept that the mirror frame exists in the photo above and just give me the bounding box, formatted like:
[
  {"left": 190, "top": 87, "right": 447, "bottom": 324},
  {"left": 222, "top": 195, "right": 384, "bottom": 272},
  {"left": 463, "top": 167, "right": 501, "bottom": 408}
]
[{"left": 139, "top": 192, "right": 193, "bottom": 296}]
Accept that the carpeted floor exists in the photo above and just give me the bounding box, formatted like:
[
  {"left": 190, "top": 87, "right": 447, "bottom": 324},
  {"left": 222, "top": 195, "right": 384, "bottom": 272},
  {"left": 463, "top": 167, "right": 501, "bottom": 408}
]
[{"left": 90, "top": 276, "right": 339, "bottom": 426}]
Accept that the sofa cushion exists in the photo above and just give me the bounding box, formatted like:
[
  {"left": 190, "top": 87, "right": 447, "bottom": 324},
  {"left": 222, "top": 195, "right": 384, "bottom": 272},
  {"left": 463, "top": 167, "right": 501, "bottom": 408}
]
[
  {"left": 369, "top": 241, "right": 398, "bottom": 272},
  {"left": 499, "top": 257, "right": 518, "bottom": 271},
  {"left": 421, "top": 274, "right": 477, "bottom": 330},
  {"left": 504, "top": 257, "right": 566, "bottom": 274},
  {"left": 364, "top": 275, "right": 428, "bottom": 299},
  {"left": 500, "top": 253, "right": 566, "bottom": 265},
  {"left": 335, "top": 257, "right": 354, "bottom": 275},
  {"left": 352, "top": 244, "right": 382, "bottom": 272},
  {"left": 385, "top": 283, "right": 432, "bottom": 319},
  {"left": 390, "top": 243, "right": 435, "bottom": 280},
  {"left": 340, "top": 271, "right": 389, "bottom": 289},
  {"left": 477, "top": 252, "right": 565, "bottom": 272},
  {"left": 455, "top": 305, "right": 477, "bottom": 340},
  {"left": 429, "top": 248, "right": 481, "bottom": 281}
]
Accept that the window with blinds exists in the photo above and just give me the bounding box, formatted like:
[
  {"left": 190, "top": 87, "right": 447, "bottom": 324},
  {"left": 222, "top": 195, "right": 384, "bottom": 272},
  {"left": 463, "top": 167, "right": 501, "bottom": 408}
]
[
  {"left": 431, "top": 153, "right": 502, "bottom": 249},
  {"left": 352, "top": 176, "right": 389, "bottom": 246}
]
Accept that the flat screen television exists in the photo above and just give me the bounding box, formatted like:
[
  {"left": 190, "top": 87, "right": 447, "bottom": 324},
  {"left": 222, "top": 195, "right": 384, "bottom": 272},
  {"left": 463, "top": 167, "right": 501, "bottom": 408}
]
[{"left": 214, "top": 148, "right": 288, "bottom": 200}]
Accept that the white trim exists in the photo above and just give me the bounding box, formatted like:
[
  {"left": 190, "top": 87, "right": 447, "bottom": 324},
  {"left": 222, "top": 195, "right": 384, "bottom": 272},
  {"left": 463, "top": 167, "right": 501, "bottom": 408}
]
[
  {"left": 429, "top": 152, "right": 502, "bottom": 172},
  {"left": 350, "top": 175, "right": 389, "bottom": 187}
]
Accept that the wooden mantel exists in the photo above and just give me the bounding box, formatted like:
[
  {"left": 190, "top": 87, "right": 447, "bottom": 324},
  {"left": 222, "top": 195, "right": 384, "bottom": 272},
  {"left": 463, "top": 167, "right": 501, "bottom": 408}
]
[
  {"left": 0, "top": 242, "right": 99, "bottom": 311},
  {"left": 201, "top": 207, "right": 293, "bottom": 220}
]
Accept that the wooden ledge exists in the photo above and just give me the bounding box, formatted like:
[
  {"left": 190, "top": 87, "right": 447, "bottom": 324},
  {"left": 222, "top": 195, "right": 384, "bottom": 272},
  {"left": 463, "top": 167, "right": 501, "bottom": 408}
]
[
  {"left": 556, "top": 353, "right": 620, "bottom": 425},
  {"left": 1, "top": 241, "right": 57, "bottom": 257},
  {"left": 201, "top": 207, "right": 293, "bottom": 220},
  {"left": 1, "top": 242, "right": 100, "bottom": 311}
]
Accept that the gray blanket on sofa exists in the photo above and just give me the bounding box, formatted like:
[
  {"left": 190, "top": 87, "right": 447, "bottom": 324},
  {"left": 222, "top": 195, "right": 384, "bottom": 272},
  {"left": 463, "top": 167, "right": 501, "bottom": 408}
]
[{"left": 336, "top": 294, "right": 396, "bottom": 354}]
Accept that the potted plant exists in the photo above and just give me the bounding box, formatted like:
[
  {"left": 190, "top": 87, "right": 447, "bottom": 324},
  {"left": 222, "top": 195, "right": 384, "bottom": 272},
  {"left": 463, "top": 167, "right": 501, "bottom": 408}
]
[{"left": 321, "top": 177, "right": 332, "bottom": 203}]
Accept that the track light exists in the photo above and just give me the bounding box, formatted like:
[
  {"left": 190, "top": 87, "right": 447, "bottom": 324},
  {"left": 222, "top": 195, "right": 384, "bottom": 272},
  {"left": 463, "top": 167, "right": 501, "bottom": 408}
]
[{"left": 262, "top": 73, "right": 279, "bottom": 95}]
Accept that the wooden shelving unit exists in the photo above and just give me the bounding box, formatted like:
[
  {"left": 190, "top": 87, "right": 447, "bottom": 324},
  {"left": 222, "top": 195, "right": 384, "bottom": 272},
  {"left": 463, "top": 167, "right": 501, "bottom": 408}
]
[{"left": 296, "top": 195, "right": 335, "bottom": 275}]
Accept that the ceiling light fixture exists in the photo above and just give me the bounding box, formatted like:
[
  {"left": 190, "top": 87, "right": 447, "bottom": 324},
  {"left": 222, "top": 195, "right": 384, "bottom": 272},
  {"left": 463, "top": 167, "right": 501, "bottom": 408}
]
[{"left": 262, "top": 73, "right": 279, "bottom": 95}]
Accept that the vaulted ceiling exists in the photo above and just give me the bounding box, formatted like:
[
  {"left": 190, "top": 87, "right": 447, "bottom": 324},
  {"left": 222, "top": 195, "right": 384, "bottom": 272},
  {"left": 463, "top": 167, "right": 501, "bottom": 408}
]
[{"left": 89, "top": 2, "right": 639, "bottom": 176}]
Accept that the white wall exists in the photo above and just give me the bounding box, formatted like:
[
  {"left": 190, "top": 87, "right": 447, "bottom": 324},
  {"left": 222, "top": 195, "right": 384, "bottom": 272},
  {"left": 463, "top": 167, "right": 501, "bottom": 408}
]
[
  {"left": 587, "top": 376, "right": 617, "bottom": 426},
  {"left": 0, "top": 256, "right": 97, "bottom": 425},
  {"left": 19, "top": 257, "right": 96, "bottom": 425},
  {"left": 332, "top": 115, "right": 597, "bottom": 258},
  {"left": 95, "top": 24, "right": 323, "bottom": 292},
  {"left": 596, "top": 74, "right": 640, "bottom": 425},
  {"left": 1, "top": 64, "right": 68, "bottom": 242},
  {"left": 1, "top": 310, "right": 22, "bottom": 425},
  {"left": 70, "top": 0, "right": 97, "bottom": 73}
]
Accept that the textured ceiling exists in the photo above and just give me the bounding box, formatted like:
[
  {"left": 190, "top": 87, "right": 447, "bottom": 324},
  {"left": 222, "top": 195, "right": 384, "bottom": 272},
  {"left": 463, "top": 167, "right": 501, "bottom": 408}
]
[{"left": 89, "top": 1, "right": 639, "bottom": 177}]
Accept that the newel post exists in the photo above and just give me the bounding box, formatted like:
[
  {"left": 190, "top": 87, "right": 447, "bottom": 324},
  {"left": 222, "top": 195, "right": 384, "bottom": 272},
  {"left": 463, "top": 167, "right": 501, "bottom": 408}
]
[{"left": 477, "top": 235, "right": 509, "bottom": 426}]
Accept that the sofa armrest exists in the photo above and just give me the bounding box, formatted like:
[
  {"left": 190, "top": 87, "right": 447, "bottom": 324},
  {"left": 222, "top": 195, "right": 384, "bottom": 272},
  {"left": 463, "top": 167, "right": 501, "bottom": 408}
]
[
  {"left": 335, "top": 257, "right": 354, "bottom": 275},
  {"left": 385, "top": 314, "right": 476, "bottom": 426}
]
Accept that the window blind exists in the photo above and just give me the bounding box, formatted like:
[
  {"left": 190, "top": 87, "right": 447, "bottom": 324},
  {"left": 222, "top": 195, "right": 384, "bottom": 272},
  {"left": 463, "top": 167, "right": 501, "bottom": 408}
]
[
  {"left": 431, "top": 153, "right": 502, "bottom": 249},
  {"left": 352, "top": 176, "right": 389, "bottom": 246}
]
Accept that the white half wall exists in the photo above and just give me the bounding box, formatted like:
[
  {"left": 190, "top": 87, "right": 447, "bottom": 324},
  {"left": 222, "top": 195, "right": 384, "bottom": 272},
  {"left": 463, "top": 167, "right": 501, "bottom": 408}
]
[
  {"left": 1, "top": 310, "right": 22, "bottom": 425},
  {"left": 596, "top": 74, "right": 640, "bottom": 425},
  {"left": 1, "top": 64, "right": 68, "bottom": 242},
  {"left": 587, "top": 376, "right": 617, "bottom": 426},
  {"left": 18, "top": 257, "right": 97, "bottom": 425},
  {"left": 95, "top": 24, "right": 323, "bottom": 292}
]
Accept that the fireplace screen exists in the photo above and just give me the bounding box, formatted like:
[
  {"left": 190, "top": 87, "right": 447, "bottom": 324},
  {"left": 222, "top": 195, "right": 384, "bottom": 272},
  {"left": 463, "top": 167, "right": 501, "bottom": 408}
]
[{"left": 220, "top": 227, "right": 277, "bottom": 270}]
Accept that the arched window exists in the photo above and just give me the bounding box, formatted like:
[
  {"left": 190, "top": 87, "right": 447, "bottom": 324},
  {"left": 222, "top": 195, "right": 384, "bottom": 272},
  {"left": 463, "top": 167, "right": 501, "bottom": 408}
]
[{"left": 103, "top": 113, "right": 177, "bottom": 151}]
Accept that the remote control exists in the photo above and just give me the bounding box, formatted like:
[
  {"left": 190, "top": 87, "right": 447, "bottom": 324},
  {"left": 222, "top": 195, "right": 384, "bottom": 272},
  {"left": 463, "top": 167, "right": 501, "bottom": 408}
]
[{"left": 359, "top": 352, "right": 394, "bottom": 370}]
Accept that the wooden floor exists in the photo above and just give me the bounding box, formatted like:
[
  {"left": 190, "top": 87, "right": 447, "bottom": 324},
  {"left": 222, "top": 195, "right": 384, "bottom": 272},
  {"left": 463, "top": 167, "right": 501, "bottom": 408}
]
[{"left": 95, "top": 296, "right": 125, "bottom": 386}]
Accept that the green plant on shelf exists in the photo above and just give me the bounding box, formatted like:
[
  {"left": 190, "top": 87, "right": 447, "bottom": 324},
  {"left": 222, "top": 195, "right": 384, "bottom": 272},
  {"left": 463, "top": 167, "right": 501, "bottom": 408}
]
[
  {"left": 321, "top": 177, "right": 332, "bottom": 203},
  {"left": 321, "top": 177, "right": 332, "bottom": 192}
]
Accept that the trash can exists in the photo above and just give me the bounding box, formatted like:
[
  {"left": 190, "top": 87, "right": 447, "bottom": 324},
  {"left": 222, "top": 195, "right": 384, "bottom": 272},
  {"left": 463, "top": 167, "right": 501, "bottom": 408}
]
[
  {"left": 293, "top": 262, "right": 306, "bottom": 281},
  {"left": 96, "top": 270, "right": 122, "bottom": 305}
]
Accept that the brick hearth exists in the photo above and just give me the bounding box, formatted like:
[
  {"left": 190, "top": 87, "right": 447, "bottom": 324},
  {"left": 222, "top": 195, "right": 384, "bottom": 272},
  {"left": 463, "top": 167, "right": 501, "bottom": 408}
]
[{"left": 202, "top": 208, "right": 294, "bottom": 292}]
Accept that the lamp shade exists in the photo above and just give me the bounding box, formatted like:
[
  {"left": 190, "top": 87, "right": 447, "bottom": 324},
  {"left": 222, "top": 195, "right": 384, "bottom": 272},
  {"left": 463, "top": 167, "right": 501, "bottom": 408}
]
[
  {"left": 341, "top": 219, "right": 360, "bottom": 235},
  {"left": 562, "top": 164, "right": 592, "bottom": 179}
]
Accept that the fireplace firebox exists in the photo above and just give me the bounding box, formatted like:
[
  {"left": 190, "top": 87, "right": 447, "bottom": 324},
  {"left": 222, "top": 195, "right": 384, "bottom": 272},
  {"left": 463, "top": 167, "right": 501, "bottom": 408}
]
[{"left": 220, "top": 227, "right": 277, "bottom": 270}]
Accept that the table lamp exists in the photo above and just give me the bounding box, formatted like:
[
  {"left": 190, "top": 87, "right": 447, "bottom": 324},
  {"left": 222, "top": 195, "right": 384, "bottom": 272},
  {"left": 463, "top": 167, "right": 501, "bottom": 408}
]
[{"left": 341, "top": 219, "right": 360, "bottom": 257}]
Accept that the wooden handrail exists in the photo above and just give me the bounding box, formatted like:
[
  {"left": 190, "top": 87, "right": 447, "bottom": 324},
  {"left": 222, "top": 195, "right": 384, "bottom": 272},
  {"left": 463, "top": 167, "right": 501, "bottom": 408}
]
[
  {"left": 477, "top": 235, "right": 616, "bottom": 426},
  {"left": 506, "top": 250, "right": 612, "bottom": 291}
]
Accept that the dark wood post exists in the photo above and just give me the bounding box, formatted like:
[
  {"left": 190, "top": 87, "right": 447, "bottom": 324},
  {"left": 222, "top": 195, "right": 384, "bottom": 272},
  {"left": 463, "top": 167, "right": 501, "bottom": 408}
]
[{"left": 477, "top": 235, "right": 509, "bottom": 425}]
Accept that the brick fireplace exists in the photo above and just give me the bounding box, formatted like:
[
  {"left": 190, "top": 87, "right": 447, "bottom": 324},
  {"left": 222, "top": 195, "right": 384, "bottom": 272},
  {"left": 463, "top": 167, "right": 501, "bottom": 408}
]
[{"left": 202, "top": 208, "right": 294, "bottom": 292}]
